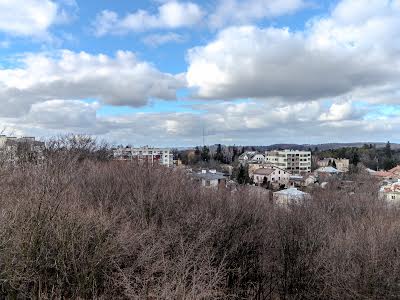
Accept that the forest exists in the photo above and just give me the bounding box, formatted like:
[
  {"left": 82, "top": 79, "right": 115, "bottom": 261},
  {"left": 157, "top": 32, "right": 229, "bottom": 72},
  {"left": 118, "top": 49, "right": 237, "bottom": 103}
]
[{"left": 0, "top": 137, "right": 399, "bottom": 299}]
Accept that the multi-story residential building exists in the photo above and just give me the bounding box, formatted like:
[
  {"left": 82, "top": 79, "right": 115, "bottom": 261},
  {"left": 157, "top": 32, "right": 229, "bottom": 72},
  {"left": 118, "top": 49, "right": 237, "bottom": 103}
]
[
  {"left": 0, "top": 135, "right": 44, "bottom": 163},
  {"left": 265, "top": 150, "right": 312, "bottom": 174},
  {"left": 113, "top": 146, "right": 173, "bottom": 167}
]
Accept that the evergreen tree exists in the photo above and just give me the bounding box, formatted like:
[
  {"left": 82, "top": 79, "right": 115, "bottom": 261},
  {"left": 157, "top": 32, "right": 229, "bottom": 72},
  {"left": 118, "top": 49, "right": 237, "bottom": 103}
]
[
  {"left": 201, "top": 146, "right": 210, "bottom": 162},
  {"left": 236, "top": 165, "right": 250, "bottom": 184},
  {"left": 232, "top": 146, "right": 238, "bottom": 162},
  {"left": 385, "top": 141, "right": 392, "bottom": 159},
  {"left": 214, "top": 144, "right": 224, "bottom": 163},
  {"left": 350, "top": 151, "right": 360, "bottom": 166}
]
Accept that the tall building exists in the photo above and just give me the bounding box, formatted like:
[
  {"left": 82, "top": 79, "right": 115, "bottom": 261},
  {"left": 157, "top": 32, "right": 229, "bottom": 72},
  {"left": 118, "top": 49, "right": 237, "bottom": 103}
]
[
  {"left": 265, "top": 150, "right": 312, "bottom": 174},
  {"left": 113, "top": 146, "right": 173, "bottom": 167},
  {"left": 0, "top": 135, "right": 45, "bottom": 163}
]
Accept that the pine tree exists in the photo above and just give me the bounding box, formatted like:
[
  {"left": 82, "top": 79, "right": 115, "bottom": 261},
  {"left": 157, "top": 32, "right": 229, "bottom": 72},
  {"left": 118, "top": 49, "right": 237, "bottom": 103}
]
[
  {"left": 201, "top": 146, "right": 210, "bottom": 162},
  {"left": 385, "top": 141, "right": 392, "bottom": 159},
  {"left": 214, "top": 144, "right": 223, "bottom": 163}
]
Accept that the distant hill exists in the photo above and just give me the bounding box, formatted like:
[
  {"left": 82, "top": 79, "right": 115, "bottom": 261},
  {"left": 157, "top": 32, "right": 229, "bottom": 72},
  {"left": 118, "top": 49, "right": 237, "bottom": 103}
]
[
  {"left": 180, "top": 142, "right": 400, "bottom": 152},
  {"left": 262, "top": 142, "right": 400, "bottom": 151}
]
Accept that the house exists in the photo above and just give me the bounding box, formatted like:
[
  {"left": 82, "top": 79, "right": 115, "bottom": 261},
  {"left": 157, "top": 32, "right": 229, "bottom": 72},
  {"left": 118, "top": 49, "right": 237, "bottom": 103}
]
[
  {"left": 250, "top": 154, "right": 266, "bottom": 163},
  {"left": 238, "top": 151, "right": 264, "bottom": 165},
  {"left": 247, "top": 161, "right": 275, "bottom": 177},
  {"left": 273, "top": 188, "right": 311, "bottom": 207},
  {"left": 379, "top": 180, "right": 400, "bottom": 205},
  {"left": 289, "top": 174, "right": 317, "bottom": 188},
  {"left": 265, "top": 150, "right": 311, "bottom": 174},
  {"left": 317, "top": 158, "right": 350, "bottom": 172},
  {"left": 193, "top": 169, "right": 227, "bottom": 189},
  {"left": 252, "top": 167, "right": 291, "bottom": 188},
  {"left": 315, "top": 166, "right": 341, "bottom": 176}
]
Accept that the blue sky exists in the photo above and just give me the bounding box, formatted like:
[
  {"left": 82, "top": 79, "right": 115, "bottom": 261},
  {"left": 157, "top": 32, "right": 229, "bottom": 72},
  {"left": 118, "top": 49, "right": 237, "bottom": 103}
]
[{"left": 0, "top": 0, "right": 399, "bottom": 146}]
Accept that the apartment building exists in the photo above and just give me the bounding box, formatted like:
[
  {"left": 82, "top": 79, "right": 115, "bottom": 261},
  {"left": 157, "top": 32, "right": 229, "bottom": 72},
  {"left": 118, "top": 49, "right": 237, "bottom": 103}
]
[
  {"left": 113, "top": 146, "right": 173, "bottom": 167},
  {"left": 0, "top": 135, "right": 45, "bottom": 162},
  {"left": 265, "top": 150, "right": 312, "bottom": 174}
]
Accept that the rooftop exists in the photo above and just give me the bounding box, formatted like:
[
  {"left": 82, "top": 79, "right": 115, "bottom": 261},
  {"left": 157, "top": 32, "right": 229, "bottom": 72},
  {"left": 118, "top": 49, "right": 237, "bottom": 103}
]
[
  {"left": 274, "top": 188, "right": 309, "bottom": 196},
  {"left": 316, "top": 166, "right": 340, "bottom": 173},
  {"left": 253, "top": 168, "right": 274, "bottom": 176}
]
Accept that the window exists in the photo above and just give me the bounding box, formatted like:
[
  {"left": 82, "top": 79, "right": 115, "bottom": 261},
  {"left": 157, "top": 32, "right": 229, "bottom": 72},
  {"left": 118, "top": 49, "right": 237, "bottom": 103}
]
[{"left": 392, "top": 195, "right": 396, "bottom": 200}]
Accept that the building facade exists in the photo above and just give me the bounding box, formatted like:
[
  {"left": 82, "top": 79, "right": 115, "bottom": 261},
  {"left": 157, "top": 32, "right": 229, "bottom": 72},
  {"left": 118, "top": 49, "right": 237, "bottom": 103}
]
[
  {"left": 273, "top": 188, "right": 311, "bottom": 207},
  {"left": 265, "top": 150, "right": 312, "bottom": 174},
  {"left": 253, "top": 167, "right": 291, "bottom": 188},
  {"left": 379, "top": 181, "right": 400, "bottom": 205},
  {"left": 0, "top": 135, "right": 44, "bottom": 163},
  {"left": 193, "top": 169, "right": 227, "bottom": 189},
  {"left": 113, "top": 146, "right": 173, "bottom": 167},
  {"left": 317, "top": 158, "right": 350, "bottom": 172}
]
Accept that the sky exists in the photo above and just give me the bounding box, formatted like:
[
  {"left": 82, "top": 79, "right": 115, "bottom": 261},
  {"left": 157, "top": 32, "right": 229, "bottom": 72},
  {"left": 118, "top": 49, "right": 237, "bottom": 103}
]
[{"left": 0, "top": 0, "right": 400, "bottom": 147}]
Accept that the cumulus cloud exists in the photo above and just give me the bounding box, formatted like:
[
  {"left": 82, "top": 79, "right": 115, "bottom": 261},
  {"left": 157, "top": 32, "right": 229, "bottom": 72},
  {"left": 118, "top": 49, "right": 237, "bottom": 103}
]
[
  {"left": 93, "top": 1, "right": 204, "bottom": 36},
  {"left": 319, "top": 101, "right": 354, "bottom": 121},
  {"left": 187, "top": 0, "right": 400, "bottom": 103},
  {"left": 209, "top": 0, "right": 306, "bottom": 28},
  {"left": 0, "top": 0, "right": 76, "bottom": 37},
  {"left": 0, "top": 50, "right": 184, "bottom": 117}
]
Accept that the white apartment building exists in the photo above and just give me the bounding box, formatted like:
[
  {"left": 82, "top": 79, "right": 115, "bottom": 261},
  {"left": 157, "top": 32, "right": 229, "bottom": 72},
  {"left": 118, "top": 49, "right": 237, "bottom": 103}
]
[
  {"left": 113, "top": 146, "right": 173, "bottom": 167},
  {"left": 265, "top": 150, "right": 312, "bottom": 174}
]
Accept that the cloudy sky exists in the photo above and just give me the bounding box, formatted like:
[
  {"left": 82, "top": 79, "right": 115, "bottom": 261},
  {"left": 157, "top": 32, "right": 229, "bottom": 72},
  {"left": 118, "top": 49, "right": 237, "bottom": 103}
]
[{"left": 0, "top": 0, "right": 399, "bottom": 146}]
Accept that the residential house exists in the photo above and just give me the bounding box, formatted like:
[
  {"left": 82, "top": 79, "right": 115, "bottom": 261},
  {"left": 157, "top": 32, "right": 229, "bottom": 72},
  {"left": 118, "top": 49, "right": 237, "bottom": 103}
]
[
  {"left": 252, "top": 167, "right": 291, "bottom": 188},
  {"left": 238, "top": 151, "right": 265, "bottom": 165},
  {"left": 289, "top": 174, "right": 317, "bottom": 188},
  {"left": 315, "top": 166, "right": 341, "bottom": 176},
  {"left": 379, "top": 180, "right": 400, "bottom": 205},
  {"left": 273, "top": 188, "right": 311, "bottom": 207},
  {"left": 317, "top": 158, "right": 350, "bottom": 172},
  {"left": 193, "top": 169, "right": 227, "bottom": 189},
  {"left": 247, "top": 161, "right": 275, "bottom": 177}
]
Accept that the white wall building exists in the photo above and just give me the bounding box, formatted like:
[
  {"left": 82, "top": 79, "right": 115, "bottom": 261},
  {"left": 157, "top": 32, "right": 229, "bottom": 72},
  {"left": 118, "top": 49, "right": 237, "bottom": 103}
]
[
  {"left": 273, "top": 188, "right": 311, "bottom": 207},
  {"left": 253, "top": 167, "right": 291, "bottom": 187},
  {"left": 265, "top": 150, "right": 312, "bottom": 174},
  {"left": 379, "top": 180, "right": 400, "bottom": 205},
  {"left": 113, "top": 146, "right": 173, "bottom": 167}
]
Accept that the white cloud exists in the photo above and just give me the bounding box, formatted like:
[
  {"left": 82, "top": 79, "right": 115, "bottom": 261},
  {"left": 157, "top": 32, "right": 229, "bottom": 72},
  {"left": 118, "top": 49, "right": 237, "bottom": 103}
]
[
  {"left": 94, "top": 1, "right": 204, "bottom": 36},
  {"left": 0, "top": 50, "right": 184, "bottom": 117},
  {"left": 0, "top": 0, "right": 58, "bottom": 37},
  {"left": 142, "top": 32, "right": 186, "bottom": 47},
  {"left": 209, "top": 0, "right": 307, "bottom": 28},
  {"left": 319, "top": 101, "right": 353, "bottom": 121},
  {"left": 187, "top": 0, "right": 400, "bottom": 103}
]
